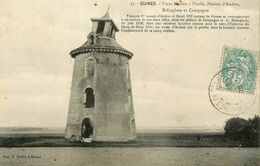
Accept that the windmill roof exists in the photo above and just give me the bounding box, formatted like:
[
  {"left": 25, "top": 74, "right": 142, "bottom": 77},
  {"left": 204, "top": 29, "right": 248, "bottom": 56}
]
[{"left": 70, "top": 35, "right": 133, "bottom": 59}]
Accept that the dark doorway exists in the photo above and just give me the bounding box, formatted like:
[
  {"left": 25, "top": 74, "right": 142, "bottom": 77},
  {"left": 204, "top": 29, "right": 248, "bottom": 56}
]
[
  {"left": 81, "top": 118, "right": 93, "bottom": 138},
  {"left": 84, "top": 88, "right": 95, "bottom": 108}
]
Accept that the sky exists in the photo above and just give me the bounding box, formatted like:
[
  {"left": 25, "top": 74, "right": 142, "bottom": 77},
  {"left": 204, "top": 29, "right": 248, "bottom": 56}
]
[{"left": 0, "top": 0, "right": 259, "bottom": 128}]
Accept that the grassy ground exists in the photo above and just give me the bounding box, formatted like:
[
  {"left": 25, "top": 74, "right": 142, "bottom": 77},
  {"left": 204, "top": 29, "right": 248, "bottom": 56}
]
[{"left": 0, "top": 132, "right": 244, "bottom": 147}]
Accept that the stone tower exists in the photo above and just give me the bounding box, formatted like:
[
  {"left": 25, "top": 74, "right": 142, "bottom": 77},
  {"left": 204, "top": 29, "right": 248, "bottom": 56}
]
[{"left": 65, "top": 11, "right": 136, "bottom": 142}]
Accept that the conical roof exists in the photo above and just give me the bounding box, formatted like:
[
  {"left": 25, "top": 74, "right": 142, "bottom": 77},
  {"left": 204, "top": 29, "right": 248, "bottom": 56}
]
[{"left": 100, "top": 10, "right": 110, "bottom": 19}]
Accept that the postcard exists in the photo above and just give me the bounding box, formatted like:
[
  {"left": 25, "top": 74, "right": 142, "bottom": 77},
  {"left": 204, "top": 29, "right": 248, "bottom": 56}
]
[{"left": 0, "top": 0, "right": 259, "bottom": 165}]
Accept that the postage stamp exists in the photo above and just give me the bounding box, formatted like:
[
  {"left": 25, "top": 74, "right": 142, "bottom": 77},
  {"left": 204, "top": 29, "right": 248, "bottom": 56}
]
[{"left": 218, "top": 46, "right": 259, "bottom": 94}]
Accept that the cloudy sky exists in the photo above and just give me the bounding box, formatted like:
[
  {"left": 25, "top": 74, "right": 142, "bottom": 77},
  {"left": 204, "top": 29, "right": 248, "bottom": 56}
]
[{"left": 0, "top": 0, "right": 259, "bottom": 128}]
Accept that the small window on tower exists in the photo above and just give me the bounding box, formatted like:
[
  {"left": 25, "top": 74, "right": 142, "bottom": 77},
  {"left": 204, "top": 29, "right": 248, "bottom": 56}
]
[
  {"left": 89, "top": 35, "right": 94, "bottom": 45},
  {"left": 85, "top": 59, "right": 95, "bottom": 77},
  {"left": 84, "top": 88, "right": 95, "bottom": 108},
  {"left": 96, "top": 21, "right": 105, "bottom": 34}
]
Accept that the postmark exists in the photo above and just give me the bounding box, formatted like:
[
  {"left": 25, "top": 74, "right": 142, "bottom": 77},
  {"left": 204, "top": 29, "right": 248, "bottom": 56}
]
[
  {"left": 209, "top": 67, "right": 257, "bottom": 115},
  {"left": 218, "top": 46, "right": 258, "bottom": 94}
]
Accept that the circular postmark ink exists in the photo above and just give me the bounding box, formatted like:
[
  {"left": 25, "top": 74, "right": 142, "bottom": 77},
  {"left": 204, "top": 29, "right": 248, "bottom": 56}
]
[{"left": 208, "top": 67, "right": 256, "bottom": 115}]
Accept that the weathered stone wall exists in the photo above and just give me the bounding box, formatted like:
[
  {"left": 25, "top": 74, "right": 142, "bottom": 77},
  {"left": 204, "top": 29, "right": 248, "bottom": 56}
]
[{"left": 65, "top": 52, "right": 136, "bottom": 141}]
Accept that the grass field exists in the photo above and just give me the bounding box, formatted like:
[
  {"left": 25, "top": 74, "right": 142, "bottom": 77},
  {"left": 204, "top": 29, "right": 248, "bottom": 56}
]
[
  {"left": 0, "top": 132, "right": 244, "bottom": 147},
  {"left": 0, "top": 128, "right": 259, "bottom": 166}
]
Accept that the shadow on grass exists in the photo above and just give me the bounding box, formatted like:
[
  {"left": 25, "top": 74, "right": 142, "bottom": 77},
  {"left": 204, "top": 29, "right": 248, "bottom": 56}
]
[{"left": 0, "top": 132, "right": 248, "bottom": 147}]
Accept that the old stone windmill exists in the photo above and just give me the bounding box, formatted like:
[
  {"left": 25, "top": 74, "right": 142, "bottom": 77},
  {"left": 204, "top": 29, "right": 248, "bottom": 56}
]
[{"left": 65, "top": 10, "right": 136, "bottom": 142}]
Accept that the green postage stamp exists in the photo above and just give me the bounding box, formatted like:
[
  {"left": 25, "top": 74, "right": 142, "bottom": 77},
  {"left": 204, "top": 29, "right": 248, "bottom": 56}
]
[{"left": 218, "top": 46, "right": 259, "bottom": 94}]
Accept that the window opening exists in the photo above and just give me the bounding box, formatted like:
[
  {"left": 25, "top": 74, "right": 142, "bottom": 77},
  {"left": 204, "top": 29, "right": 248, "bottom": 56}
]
[
  {"left": 84, "top": 88, "right": 95, "bottom": 108},
  {"left": 96, "top": 21, "right": 105, "bottom": 34}
]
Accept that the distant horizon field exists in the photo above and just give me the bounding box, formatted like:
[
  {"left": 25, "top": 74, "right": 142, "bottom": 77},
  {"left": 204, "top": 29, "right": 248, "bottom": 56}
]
[{"left": 0, "top": 126, "right": 224, "bottom": 134}]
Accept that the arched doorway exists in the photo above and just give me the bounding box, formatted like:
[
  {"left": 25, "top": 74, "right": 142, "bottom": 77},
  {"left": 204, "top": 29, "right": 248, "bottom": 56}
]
[{"left": 81, "top": 118, "right": 93, "bottom": 138}]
